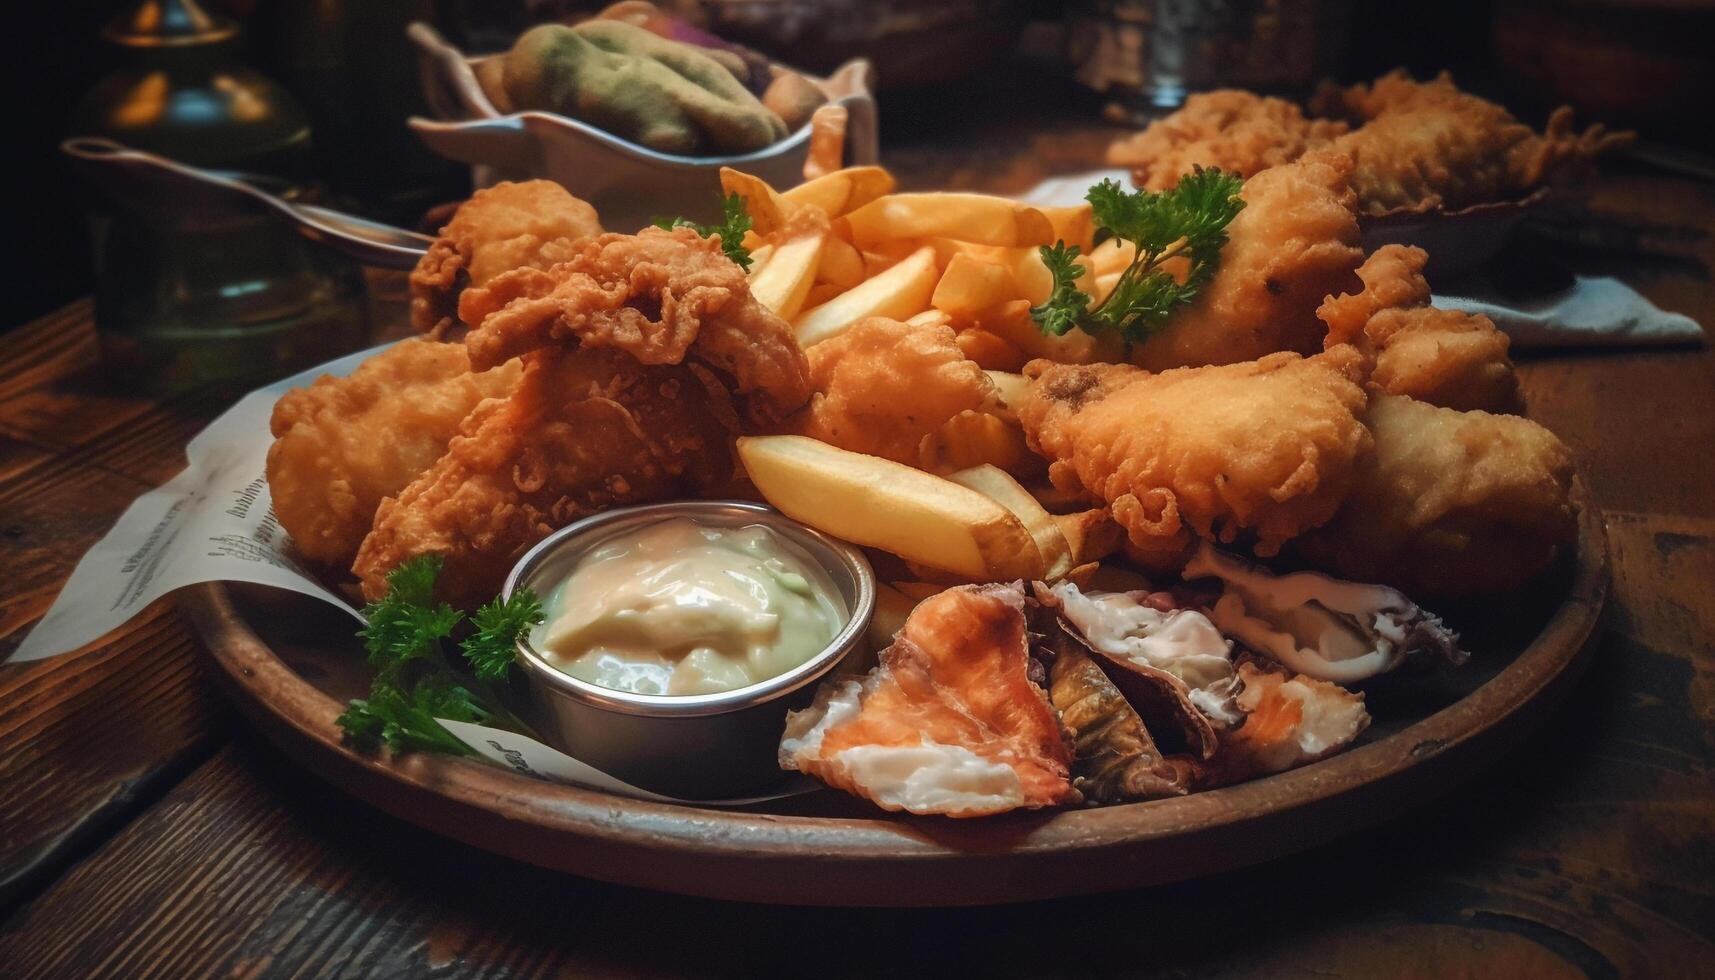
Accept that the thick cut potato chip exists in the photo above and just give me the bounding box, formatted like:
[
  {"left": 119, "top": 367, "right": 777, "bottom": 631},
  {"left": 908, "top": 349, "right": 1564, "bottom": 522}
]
[
  {"left": 843, "top": 194, "right": 1057, "bottom": 248},
  {"left": 794, "top": 246, "right": 939, "bottom": 348},
  {"left": 748, "top": 229, "right": 827, "bottom": 320},
  {"left": 955, "top": 329, "right": 1027, "bottom": 372},
  {"left": 784, "top": 166, "right": 897, "bottom": 216},
  {"left": 719, "top": 168, "right": 792, "bottom": 235},
  {"left": 816, "top": 236, "right": 866, "bottom": 289},
  {"left": 905, "top": 309, "right": 954, "bottom": 329},
  {"left": 737, "top": 435, "right": 1041, "bottom": 581},
  {"left": 946, "top": 464, "right": 1072, "bottom": 581},
  {"left": 1088, "top": 238, "right": 1138, "bottom": 276},
  {"left": 919, "top": 409, "right": 1041, "bottom": 479},
  {"left": 1038, "top": 204, "right": 1096, "bottom": 251},
  {"left": 932, "top": 253, "right": 1015, "bottom": 320}
]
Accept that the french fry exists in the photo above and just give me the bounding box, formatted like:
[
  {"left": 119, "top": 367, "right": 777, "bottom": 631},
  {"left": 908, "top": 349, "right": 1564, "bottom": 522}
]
[
  {"left": 1038, "top": 204, "right": 1096, "bottom": 252},
  {"left": 1053, "top": 509, "right": 1127, "bottom": 567},
  {"left": 748, "top": 229, "right": 827, "bottom": 320},
  {"left": 905, "top": 309, "right": 953, "bottom": 329},
  {"left": 946, "top": 464, "right": 1073, "bottom": 581},
  {"left": 794, "top": 246, "right": 939, "bottom": 348},
  {"left": 784, "top": 165, "right": 896, "bottom": 216},
  {"left": 843, "top": 194, "right": 1057, "bottom": 249},
  {"left": 816, "top": 236, "right": 866, "bottom": 289},
  {"left": 919, "top": 409, "right": 1040, "bottom": 479},
  {"left": 736, "top": 435, "right": 1042, "bottom": 581},
  {"left": 955, "top": 329, "right": 1027, "bottom": 372},
  {"left": 982, "top": 298, "right": 1126, "bottom": 365},
  {"left": 983, "top": 370, "right": 1029, "bottom": 416},
  {"left": 719, "top": 167, "right": 792, "bottom": 235},
  {"left": 803, "top": 103, "right": 847, "bottom": 181},
  {"left": 1026, "top": 480, "right": 1099, "bottom": 515},
  {"left": 746, "top": 242, "right": 776, "bottom": 275},
  {"left": 1088, "top": 238, "right": 1137, "bottom": 276},
  {"left": 932, "top": 252, "right": 1015, "bottom": 320}
]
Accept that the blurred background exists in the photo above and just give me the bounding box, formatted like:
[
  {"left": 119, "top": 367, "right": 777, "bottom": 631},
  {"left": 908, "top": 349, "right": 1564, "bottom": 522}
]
[{"left": 16, "top": 0, "right": 1714, "bottom": 349}]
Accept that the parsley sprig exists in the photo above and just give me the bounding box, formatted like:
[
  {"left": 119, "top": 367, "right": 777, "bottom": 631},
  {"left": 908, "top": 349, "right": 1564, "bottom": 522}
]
[
  {"left": 337, "top": 556, "right": 545, "bottom": 755},
  {"left": 654, "top": 192, "right": 754, "bottom": 270},
  {"left": 1030, "top": 168, "right": 1245, "bottom": 344}
]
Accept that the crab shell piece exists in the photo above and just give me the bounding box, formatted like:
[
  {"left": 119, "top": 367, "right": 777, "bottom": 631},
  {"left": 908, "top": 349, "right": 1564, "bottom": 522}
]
[
  {"left": 1199, "top": 661, "right": 1372, "bottom": 787},
  {"left": 1182, "top": 542, "right": 1467, "bottom": 685},
  {"left": 1037, "top": 621, "right": 1189, "bottom": 804}
]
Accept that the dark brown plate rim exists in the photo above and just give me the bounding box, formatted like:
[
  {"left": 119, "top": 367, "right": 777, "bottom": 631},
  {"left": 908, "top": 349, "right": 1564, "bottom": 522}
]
[{"left": 182, "top": 486, "right": 1607, "bottom": 907}]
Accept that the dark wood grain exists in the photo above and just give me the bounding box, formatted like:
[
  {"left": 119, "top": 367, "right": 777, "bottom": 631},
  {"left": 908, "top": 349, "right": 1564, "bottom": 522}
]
[{"left": 0, "top": 84, "right": 1712, "bottom": 971}]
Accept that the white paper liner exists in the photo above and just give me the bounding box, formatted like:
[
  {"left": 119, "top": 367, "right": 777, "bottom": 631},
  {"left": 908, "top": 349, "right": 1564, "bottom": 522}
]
[{"left": 8, "top": 342, "right": 813, "bottom": 806}]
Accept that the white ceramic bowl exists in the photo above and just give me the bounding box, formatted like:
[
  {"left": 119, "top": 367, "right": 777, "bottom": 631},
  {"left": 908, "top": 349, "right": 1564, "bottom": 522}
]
[{"left": 407, "top": 22, "right": 879, "bottom": 232}]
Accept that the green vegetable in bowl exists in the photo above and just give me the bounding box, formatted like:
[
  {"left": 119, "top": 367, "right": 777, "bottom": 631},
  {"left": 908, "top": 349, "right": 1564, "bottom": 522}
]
[{"left": 500, "top": 21, "right": 789, "bottom": 155}]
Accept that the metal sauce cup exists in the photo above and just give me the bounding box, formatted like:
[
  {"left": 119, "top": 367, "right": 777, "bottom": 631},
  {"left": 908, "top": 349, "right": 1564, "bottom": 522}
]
[{"left": 503, "top": 500, "right": 874, "bottom": 800}]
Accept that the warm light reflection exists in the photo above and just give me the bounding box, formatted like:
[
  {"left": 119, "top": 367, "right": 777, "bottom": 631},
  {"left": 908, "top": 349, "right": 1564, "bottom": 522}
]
[
  {"left": 112, "top": 72, "right": 168, "bottom": 127},
  {"left": 213, "top": 74, "right": 266, "bottom": 122}
]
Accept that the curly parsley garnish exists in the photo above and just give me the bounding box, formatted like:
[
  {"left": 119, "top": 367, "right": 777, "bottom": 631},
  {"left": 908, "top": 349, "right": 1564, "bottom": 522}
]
[
  {"left": 337, "top": 556, "right": 544, "bottom": 755},
  {"left": 1030, "top": 168, "right": 1245, "bottom": 343},
  {"left": 653, "top": 192, "right": 754, "bottom": 270}
]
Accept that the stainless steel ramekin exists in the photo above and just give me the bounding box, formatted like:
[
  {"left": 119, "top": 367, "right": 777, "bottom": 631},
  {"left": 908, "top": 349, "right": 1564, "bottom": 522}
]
[{"left": 502, "top": 500, "right": 875, "bottom": 799}]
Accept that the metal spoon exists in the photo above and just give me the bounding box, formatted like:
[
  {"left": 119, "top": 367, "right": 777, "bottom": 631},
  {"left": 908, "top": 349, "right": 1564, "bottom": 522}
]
[{"left": 62, "top": 137, "right": 433, "bottom": 270}]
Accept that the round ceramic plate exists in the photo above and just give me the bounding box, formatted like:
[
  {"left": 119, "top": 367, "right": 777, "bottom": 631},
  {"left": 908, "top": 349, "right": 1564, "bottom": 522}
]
[{"left": 182, "top": 492, "right": 1606, "bottom": 907}]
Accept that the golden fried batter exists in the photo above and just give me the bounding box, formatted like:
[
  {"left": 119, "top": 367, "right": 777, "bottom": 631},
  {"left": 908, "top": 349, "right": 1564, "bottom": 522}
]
[
  {"left": 457, "top": 226, "right": 812, "bottom": 424},
  {"left": 352, "top": 348, "right": 736, "bottom": 605},
  {"left": 1131, "top": 154, "right": 1364, "bottom": 371},
  {"left": 1019, "top": 346, "right": 1372, "bottom": 569},
  {"left": 266, "top": 339, "right": 521, "bottom": 568},
  {"left": 1313, "top": 71, "right": 1631, "bottom": 216},
  {"left": 788, "top": 317, "right": 1001, "bottom": 467},
  {"left": 1299, "top": 394, "right": 1575, "bottom": 598},
  {"left": 409, "top": 180, "right": 602, "bottom": 335},
  {"left": 1319, "top": 244, "right": 1522, "bottom": 413},
  {"left": 1107, "top": 90, "right": 1349, "bottom": 191}
]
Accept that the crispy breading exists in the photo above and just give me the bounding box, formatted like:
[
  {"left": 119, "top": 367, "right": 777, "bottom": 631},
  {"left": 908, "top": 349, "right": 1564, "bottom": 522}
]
[
  {"left": 1319, "top": 244, "right": 1522, "bottom": 413},
  {"left": 787, "top": 317, "right": 1001, "bottom": 467},
  {"left": 1131, "top": 154, "right": 1364, "bottom": 370},
  {"left": 409, "top": 180, "right": 602, "bottom": 335},
  {"left": 457, "top": 226, "right": 812, "bottom": 424},
  {"left": 1019, "top": 346, "right": 1373, "bottom": 568},
  {"left": 1107, "top": 89, "right": 1349, "bottom": 191},
  {"left": 1298, "top": 394, "right": 1575, "bottom": 598},
  {"left": 351, "top": 348, "right": 737, "bottom": 605},
  {"left": 266, "top": 339, "right": 521, "bottom": 568}
]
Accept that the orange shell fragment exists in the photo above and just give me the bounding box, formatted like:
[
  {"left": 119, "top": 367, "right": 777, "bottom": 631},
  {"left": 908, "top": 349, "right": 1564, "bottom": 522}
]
[{"left": 779, "top": 583, "right": 1078, "bottom": 817}]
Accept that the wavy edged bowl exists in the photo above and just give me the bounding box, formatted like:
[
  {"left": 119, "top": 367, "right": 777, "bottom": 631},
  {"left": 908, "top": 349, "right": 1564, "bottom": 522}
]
[
  {"left": 406, "top": 21, "right": 878, "bottom": 232},
  {"left": 1358, "top": 188, "right": 1552, "bottom": 280}
]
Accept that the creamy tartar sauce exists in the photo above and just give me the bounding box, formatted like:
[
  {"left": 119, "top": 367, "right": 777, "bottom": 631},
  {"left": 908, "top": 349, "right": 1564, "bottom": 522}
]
[{"left": 534, "top": 518, "right": 846, "bottom": 696}]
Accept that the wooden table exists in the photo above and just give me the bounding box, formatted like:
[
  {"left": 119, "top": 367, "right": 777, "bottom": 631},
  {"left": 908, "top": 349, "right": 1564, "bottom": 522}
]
[{"left": 2, "top": 109, "right": 1713, "bottom": 976}]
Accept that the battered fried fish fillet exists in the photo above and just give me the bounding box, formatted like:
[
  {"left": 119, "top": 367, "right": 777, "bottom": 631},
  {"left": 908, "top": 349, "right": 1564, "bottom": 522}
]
[
  {"left": 1313, "top": 71, "right": 1631, "bottom": 216},
  {"left": 1019, "top": 346, "right": 1372, "bottom": 569},
  {"left": 409, "top": 180, "right": 602, "bottom": 335},
  {"left": 1319, "top": 244, "right": 1522, "bottom": 413},
  {"left": 1299, "top": 394, "right": 1576, "bottom": 599},
  {"left": 457, "top": 226, "right": 812, "bottom": 424},
  {"left": 352, "top": 348, "right": 737, "bottom": 605},
  {"left": 266, "top": 339, "right": 522, "bottom": 568},
  {"left": 1107, "top": 89, "right": 1349, "bottom": 191},
  {"left": 1131, "top": 153, "right": 1364, "bottom": 370},
  {"left": 779, "top": 583, "right": 1078, "bottom": 817},
  {"left": 787, "top": 316, "right": 1006, "bottom": 468}
]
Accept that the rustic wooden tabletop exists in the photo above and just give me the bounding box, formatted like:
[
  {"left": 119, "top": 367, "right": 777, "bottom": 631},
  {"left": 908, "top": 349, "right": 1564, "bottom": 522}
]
[{"left": 1, "top": 92, "right": 1712, "bottom": 976}]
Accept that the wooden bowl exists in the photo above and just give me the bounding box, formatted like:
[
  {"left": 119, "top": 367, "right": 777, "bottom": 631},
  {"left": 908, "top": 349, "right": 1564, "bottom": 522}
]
[{"left": 182, "top": 495, "right": 1605, "bottom": 907}]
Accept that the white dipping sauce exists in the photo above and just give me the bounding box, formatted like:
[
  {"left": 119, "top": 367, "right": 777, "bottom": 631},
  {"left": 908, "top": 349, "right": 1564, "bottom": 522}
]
[{"left": 534, "top": 518, "right": 846, "bottom": 696}]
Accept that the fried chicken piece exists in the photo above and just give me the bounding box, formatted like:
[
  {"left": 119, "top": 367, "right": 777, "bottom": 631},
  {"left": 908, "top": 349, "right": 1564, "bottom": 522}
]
[
  {"left": 1319, "top": 244, "right": 1522, "bottom": 413},
  {"left": 1019, "top": 347, "right": 1373, "bottom": 570},
  {"left": 410, "top": 180, "right": 603, "bottom": 336},
  {"left": 1298, "top": 394, "right": 1576, "bottom": 599},
  {"left": 266, "top": 339, "right": 522, "bottom": 568},
  {"left": 1131, "top": 153, "right": 1364, "bottom": 370},
  {"left": 779, "top": 583, "right": 1078, "bottom": 817},
  {"left": 352, "top": 348, "right": 737, "bottom": 605},
  {"left": 1313, "top": 70, "right": 1632, "bottom": 216},
  {"left": 1107, "top": 89, "right": 1349, "bottom": 191},
  {"left": 457, "top": 226, "right": 812, "bottom": 424},
  {"left": 786, "top": 317, "right": 1009, "bottom": 469}
]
